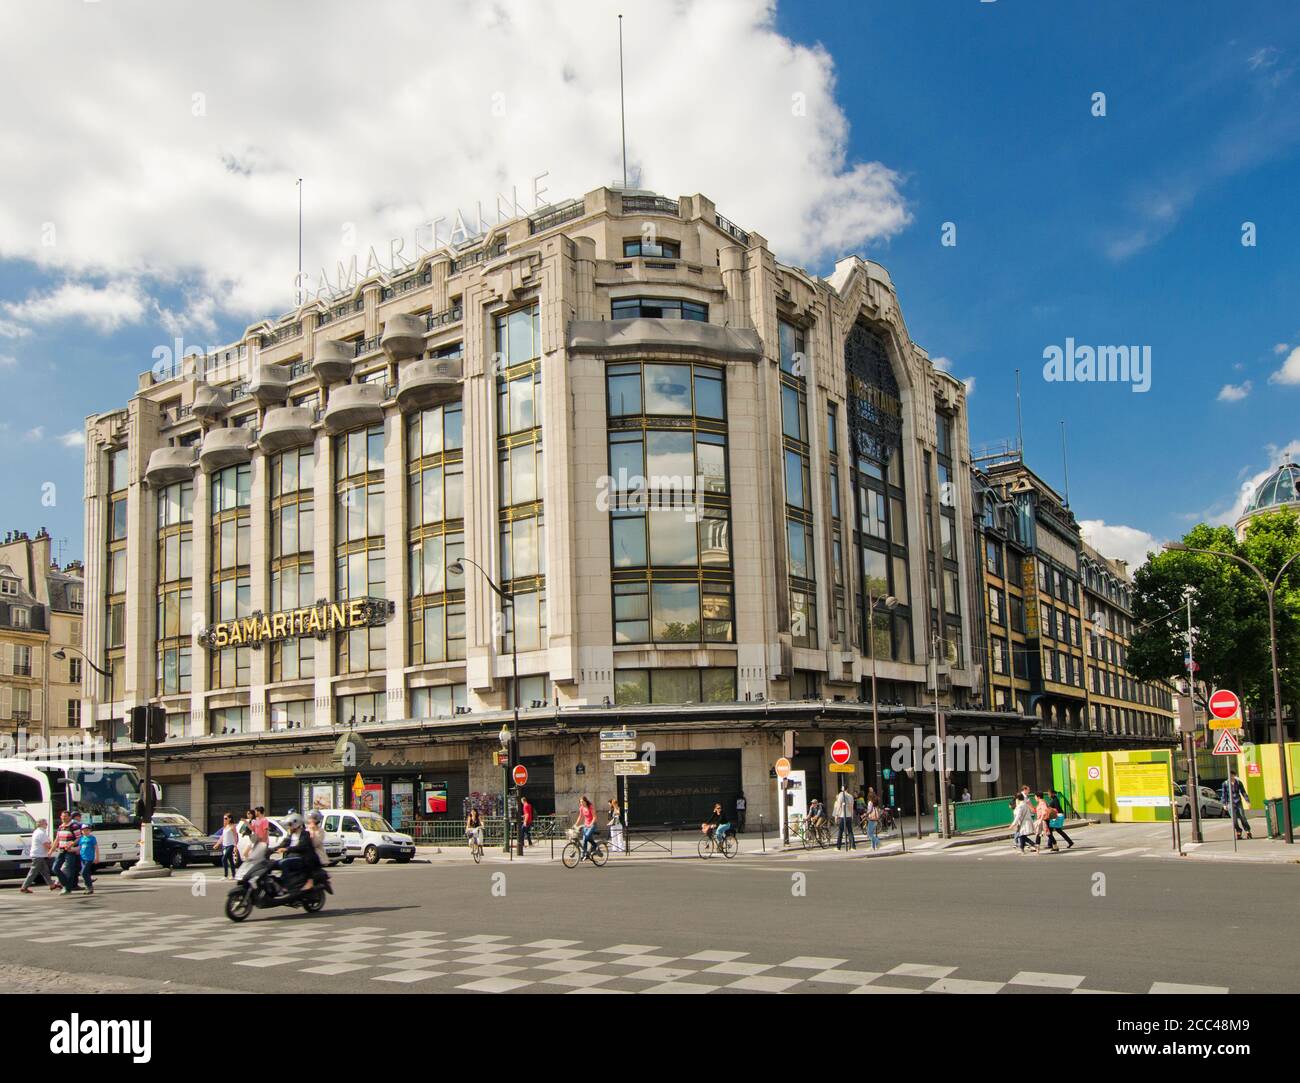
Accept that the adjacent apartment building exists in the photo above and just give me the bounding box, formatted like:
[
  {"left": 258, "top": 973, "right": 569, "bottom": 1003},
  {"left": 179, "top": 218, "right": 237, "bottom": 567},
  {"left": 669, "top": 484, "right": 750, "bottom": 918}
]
[
  {"left": 83, "top": 184, "right": 1105, "bottom": 831},
  {"left": 971, "top": 449, "right": 1175, "bottom": 764},
  {"left": 0, "top": 529, "right": 85, "bottom": 745}
]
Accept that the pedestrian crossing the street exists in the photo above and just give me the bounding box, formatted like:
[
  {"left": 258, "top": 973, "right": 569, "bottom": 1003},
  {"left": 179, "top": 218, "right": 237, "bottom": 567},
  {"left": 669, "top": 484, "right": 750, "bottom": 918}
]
[{"left": 0, "top": 896, "right": 1226, "bottom": 994}]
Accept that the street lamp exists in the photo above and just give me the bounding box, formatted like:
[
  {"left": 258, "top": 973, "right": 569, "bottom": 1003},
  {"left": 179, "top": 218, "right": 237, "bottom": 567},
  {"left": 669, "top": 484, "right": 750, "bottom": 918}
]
[
  {"left": 451, "top": 557, "right": 523, "bottom": 856},
  {"left": 54, "top": 647, "right": 113, "bottom": 752},
  {"left": 1162, "top": 542, "right": 1298, "bottom": 843},
  {"left": 54, "top": 646, "right": 169, "bottom": 878},
  {"left": 865, "top": 589, "right": 898, "bottom": 804}
]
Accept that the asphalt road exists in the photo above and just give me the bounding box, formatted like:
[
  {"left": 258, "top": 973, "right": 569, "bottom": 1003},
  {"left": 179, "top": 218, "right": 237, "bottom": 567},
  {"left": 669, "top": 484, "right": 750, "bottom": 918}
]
[{"left": 1, "top": 846, "right": 1295, "bottom": 994}]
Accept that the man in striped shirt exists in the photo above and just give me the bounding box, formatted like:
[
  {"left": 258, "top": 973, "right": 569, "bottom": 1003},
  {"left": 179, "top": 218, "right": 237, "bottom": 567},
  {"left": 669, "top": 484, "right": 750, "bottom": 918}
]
[{"left": 52, "top": 812, "right": 82, "bottom": 892}]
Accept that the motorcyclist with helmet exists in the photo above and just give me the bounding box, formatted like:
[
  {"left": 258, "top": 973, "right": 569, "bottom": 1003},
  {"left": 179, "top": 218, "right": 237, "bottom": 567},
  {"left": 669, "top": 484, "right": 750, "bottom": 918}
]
[{"left": 275, "top": 811, "right": 324, "bottom": 894}]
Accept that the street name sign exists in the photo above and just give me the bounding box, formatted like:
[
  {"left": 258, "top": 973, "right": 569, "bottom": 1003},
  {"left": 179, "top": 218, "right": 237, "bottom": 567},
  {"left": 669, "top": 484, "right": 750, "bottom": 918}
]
[
  {"left": 829, "top": 763, "right": 855, "bottom": 773},
  {"left": 599, "top": 740, "right": 636, "bottom": 752},
  {"left": 600, "top": 751, "right": 636, "bottom": 761},
  {"left": 613, "top": 761, "right": 651, "bottom": 775},
  {"left": 600, "top": 729, "right": 636, "bottom": 741}
]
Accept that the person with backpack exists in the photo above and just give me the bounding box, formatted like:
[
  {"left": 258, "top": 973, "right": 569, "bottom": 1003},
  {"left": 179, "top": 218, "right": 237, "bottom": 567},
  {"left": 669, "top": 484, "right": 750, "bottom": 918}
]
[
  {"left": 864, "top": 795, "right": 883, "bottom": 850},
  {"left": 1044, "top": 789, "right": 1074, "bottom": 850}
]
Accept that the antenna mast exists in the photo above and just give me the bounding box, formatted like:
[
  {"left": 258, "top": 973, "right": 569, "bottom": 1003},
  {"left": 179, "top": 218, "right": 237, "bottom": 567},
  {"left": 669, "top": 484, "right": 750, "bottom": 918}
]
[{"left": 618, "top": 15, "right": 628, "bottom": 188}]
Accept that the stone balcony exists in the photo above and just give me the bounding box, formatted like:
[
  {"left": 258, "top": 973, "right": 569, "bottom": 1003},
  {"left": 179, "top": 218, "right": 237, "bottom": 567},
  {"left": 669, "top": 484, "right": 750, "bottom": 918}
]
[
  {"left": 198, "top": 427, "right": 254, "bottom": 472},
  {"left": 380, "top": 312, "right": 425, "bottom": 362},
  {"left": 395, "top": 357, "right": 463, "bottom": 412},
  {"left": 313, "top": 339, "right": 354, "bottom": 385},
  {"left": 191, "top": 383, "right": 229, "bottom": 422},
  {"left": 258, "top": 406, "right": 316, "bottom": 454},
  {"left": 249, "top": 363, "right": 290, "bottom": 406},
  {"left": 144, "top": 446, "right": 198, "bottom": 486},
  {"left": 323, "top": 382, "right": 385, "bottom": 434}
]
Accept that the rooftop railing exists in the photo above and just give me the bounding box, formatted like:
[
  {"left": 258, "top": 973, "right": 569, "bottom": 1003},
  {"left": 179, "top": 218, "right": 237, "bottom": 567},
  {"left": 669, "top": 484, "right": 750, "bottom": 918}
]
[
  {"left": 381, "top": 267, "right": 432, "bottom": 300},
  {"left": 426, "top": 303, "right": 463, "bottom": 331},
  {"left": 623, "top": 195, "right": 679, "bottom": 215},
  {"left": 529, "top": 199, "right": 584, "bottom": 234},
  {"left": 714, "top": 212, "right": 749, "bottom": 246},
  {"left": 317, "top": 298, "right": 365, "bottom": 326},
  {"left": 260, "top": 322, "right": 302, "bottom": 348}
]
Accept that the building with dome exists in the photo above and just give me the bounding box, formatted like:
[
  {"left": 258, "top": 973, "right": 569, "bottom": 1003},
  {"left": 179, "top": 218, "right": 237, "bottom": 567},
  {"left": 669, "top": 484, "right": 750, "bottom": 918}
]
[{"left": 1235, "top": 462, "right": 1300, "bottom": 538}]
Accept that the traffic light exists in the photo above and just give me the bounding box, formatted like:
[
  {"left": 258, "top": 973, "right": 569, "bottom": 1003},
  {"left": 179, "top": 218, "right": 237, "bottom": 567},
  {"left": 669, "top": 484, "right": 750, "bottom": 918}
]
[
  {"left": 129, "top": 705, "right": 166, "bottom": 745},
  {"left": 882, "top": 768, "right": 894, "bottom": 780}
]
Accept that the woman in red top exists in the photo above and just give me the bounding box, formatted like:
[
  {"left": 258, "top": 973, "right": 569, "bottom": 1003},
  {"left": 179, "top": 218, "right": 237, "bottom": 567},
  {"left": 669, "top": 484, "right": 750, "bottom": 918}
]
[{"left": 573, "top": 796, "right": 597, "bottom": 860}]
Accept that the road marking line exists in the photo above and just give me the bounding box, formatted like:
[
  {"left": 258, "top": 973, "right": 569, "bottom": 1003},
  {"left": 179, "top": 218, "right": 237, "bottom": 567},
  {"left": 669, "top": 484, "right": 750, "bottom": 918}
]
[
  {"left": 1010, "top": 971, "right": 1086, "bottom": 989},
  {"left": 1105, "top": 847, "right": 1149, "bottom": 857},
  {"left": 1148, "top": 981, "right": 1230, "bottom": 994}
]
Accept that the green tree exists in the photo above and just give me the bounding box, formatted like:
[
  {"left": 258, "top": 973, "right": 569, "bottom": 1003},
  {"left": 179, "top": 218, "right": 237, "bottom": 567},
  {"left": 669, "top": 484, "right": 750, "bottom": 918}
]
[{"left": 1127, "top": 511, "right": 1300, "bottom": 722}]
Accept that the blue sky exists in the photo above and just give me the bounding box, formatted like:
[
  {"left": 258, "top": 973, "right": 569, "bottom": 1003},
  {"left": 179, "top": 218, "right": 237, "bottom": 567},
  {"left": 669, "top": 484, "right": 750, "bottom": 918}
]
[{"left": 2, "top": 0, "right": 1298, "bottom": 567}]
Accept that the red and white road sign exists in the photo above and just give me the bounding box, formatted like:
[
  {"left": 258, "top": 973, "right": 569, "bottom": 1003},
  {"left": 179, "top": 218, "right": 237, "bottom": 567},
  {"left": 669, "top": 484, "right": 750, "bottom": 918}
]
[
  {"left": 1212, "top": 730, "right": 1242, "bottom": 756},
  {"left": 1208, "top": 689, "right": 1241, "bottom": 720},
  {"left": 774, "top": 757, "right": 792, "bottom": 778},
  {"left": 829, "top": 739, "right": 851, "bottom": 765},
  {"left": 512, "top": 764, "right": 528, "bottom": 787}
]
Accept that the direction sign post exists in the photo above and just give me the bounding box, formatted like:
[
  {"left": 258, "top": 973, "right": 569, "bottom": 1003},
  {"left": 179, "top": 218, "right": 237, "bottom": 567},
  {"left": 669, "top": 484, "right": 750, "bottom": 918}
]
[{"left": 775, "top": 758, "right": 792, "bottom": 846}]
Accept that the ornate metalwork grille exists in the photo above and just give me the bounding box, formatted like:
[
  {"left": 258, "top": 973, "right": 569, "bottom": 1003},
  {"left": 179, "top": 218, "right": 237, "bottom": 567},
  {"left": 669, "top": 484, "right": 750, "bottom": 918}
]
[{"left": 845, "top": 323, "right": 902, "bottom": 464}]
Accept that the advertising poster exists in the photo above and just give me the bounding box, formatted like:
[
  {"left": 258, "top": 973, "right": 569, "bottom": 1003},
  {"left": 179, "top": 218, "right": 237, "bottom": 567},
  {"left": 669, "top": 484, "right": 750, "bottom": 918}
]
[
  {"left": 353, "top": 782, "right": 384, "bottom": 815},
  {"left": 424, "top": 782, "right": 448, "bottom": 815},
  {"left": 391, "top": 782, "right": 414, "bottom": 830}
]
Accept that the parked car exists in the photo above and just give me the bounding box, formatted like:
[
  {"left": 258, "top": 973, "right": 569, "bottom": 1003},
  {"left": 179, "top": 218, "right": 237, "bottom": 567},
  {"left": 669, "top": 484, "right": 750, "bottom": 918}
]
[
  {"left": 320, "top": 809, "right": 416, "bottom": 864},
  {"left": 151, "top": 812, "right": 222, "bottom": 869},
  {"left": 1174, "top": 783, "right": 1227, "bottom": 819},
  {"left": 0, "top": 801, "right": 35, "bottom": 879},
  {"left": 211, "top": 817, "right": 348, "bottom": 866}
]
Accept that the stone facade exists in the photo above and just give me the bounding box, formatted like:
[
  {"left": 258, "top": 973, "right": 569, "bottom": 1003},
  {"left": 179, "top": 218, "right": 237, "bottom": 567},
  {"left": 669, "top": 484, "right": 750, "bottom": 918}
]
[{"left": 80, "top": 185, "right": 1045, "bottom": 831}]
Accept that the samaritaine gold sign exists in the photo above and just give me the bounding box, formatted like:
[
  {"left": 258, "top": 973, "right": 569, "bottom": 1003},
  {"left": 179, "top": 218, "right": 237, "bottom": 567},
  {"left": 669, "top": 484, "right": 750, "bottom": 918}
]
[{"left": 198, "top": 597, "right": 393, "bottom": 650}]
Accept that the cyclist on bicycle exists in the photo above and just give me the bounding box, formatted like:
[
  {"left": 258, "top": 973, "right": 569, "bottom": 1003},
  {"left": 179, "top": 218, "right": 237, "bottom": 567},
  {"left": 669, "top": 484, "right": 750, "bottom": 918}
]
[
  {"left": 573, "top": 795, "right": 598, "bottom": 860},
  {"left": 465, "top": 808, "right": 484, "bottom": 850},
  {"left": 704, "top": 802, "right": 732, "bottom": 844},
  {"left": 807, "top": 796, "right": 826, "bottom": 832}
]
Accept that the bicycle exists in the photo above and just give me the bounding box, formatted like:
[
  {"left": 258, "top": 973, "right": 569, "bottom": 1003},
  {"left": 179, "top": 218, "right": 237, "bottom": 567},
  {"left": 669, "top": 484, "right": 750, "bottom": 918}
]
[
  {"left": 561, "top": 827, "right": 607, "bottom": 868},
  {"left": 803, "top": 816, "right": 832, "bottom": 849},
  {"left": 697, "top": 826, "right": 738, "bottom": 859},
  {"left": 466, "top": 830, "right": 484, "bottom": 864}
]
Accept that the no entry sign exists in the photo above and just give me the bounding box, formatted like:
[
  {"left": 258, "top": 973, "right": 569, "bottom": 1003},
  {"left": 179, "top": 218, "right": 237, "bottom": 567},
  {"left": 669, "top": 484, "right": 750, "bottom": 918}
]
[
  {"left": 829, "top": 739, "right": 852, "bottom": 765},
  {"left": 1208, "top": 689, "right": 1241, "bottom": 721},
  {"left": 512, "top": 764, "right": 528, "bottom": 787}
]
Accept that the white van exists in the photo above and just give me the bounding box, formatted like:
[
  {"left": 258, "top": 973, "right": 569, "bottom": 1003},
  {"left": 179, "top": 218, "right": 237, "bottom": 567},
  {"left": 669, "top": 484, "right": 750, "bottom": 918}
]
[
  {"left": 0, "top": 801, "right": 36, "bottom": 878},
  {"left": 320, "top": 810, "right": 415, "bottom": 864}
]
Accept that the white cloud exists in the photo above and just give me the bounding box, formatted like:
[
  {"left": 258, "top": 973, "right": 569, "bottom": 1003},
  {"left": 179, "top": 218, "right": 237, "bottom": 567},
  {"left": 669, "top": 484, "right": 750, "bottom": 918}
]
[
  {"left": 0, "top": 319, "right": 31, "bottom": 339},
  {"left": 0, "top": 354, "right": 15, "bottom": 368},
  {"left": 58, "top": 430, "right": 86, "bottom": 448},
  {"left": 1217, "top": 380, "right": 1252, "bottom": 401},
  {"left": 0, "top": 0, "right": 911, "bottom": 328},
  {"left": 1269, "top": 346, "right": 1300, "bottom": 385},
  {"left": 1207, "top": 438, "right": 1300, "bottom": 525},
  {"left": 23, "top": 426, "right": 44, "bottom": 442},
  {"left": 1078, "top": 520, "right": 1162, "bottom": 570},
  {"left": 3, "top": 281, "right": 147, "bottom": 333},
  {"left": 1274, "top": 342, "right": 1290, "bottom": 355},
  {"left": 963, "top": 376, "right": 976, "bottom": 396}
]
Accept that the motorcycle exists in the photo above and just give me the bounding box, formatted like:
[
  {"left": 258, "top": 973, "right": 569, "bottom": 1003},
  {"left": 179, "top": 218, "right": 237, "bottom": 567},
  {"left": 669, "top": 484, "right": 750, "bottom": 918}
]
[{"left": 224, "top": 841, "right": 333, "bottom": 922}]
